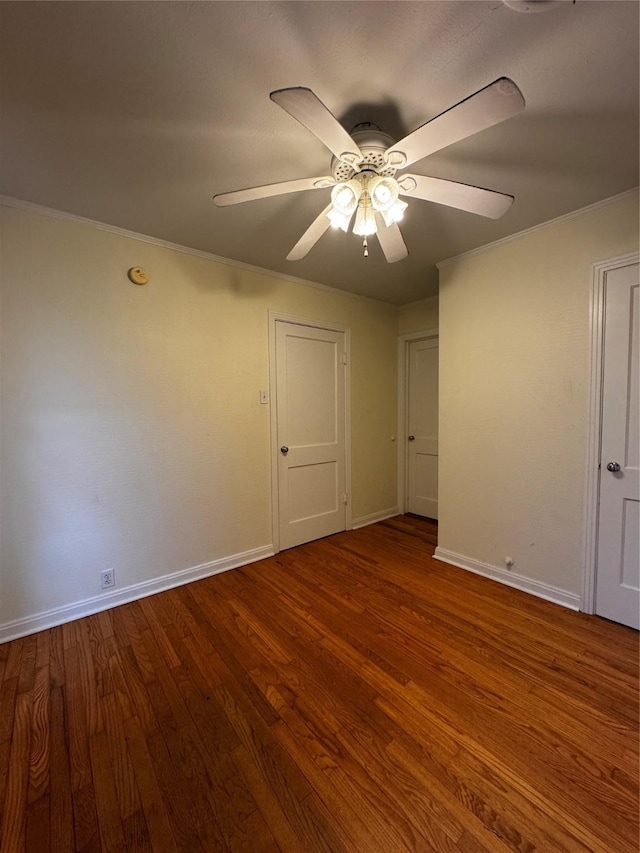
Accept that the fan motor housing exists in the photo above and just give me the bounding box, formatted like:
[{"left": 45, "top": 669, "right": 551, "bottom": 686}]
[{"left": 331, "top": 127, "right": 397, "bottom": 182}]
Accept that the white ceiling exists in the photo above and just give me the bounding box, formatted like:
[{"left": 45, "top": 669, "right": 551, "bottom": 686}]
[{"left": 1, "top": 1, "right": 638, "bottom": 305}]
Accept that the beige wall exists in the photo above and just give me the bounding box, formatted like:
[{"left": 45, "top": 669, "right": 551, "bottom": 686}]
[
  {"left": 437, "top": 191, "right": 639, "bottom": 596},
  {"left": 398, "top": 296, "right": 439, "bottom": 335},
  {"left": 0, "top": 205, "right": 398, "bottom": 632},
  {"left": 4, "top": 190, "right": 635, "bottom": 634}
]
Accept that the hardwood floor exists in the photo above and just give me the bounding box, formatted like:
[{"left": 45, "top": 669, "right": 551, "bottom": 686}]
[{"left": 0, "top": 515, "right": 638, "bottom": 852}]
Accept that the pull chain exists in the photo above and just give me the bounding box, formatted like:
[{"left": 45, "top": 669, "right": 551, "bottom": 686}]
[{"left": 362, "top": 236, "right": 369, "bottom": 258}]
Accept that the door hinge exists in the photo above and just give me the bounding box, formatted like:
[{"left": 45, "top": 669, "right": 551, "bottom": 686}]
[
  {"left": 341, "top": 492, "right": 349, "bottom": 505},
  {"left": 341, "top": 353, "right": 348, "bottom": 366}
]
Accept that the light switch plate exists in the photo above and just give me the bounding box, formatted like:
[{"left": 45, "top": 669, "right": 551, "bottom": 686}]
[{"left": 259, "top": 390, "right": 269, "bottom": 404}]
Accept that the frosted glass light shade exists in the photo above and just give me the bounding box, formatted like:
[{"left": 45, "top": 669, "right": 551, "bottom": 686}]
[
  {"left": 353, "top": 202, "right": 376, "bottom": 236},
  {"left": 381, "top": 199, "right": 408, "bottom": 226},
  {"left": 327, "top": 208, "right": 352, "bottom": 231},
  {"left": 329, "top": 174, "right": 407, "bottom": 238},
  {"left": 331, "top": 180, "right": 362, "bottom": 215},
  {"left": 369, "top": 176, "right": 400, "bottom": 212}
]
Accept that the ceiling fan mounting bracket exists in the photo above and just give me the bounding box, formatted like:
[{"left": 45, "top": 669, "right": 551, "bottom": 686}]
[{"left": 331, "top": 128, "right": 397, "bottom": 182}]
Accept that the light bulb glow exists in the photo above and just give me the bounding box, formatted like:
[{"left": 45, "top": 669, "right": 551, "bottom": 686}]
[
  {"left": 331, "top": 180, "right": 361, "bottom": 215},
  {"left": 353, "top": 201, "right": 376, "bottom": 237},
  {"left": 328, "top": 172, "right": 408, "bottom": 242},
  {"left": 381, "top": 199, "right": 408, "bottom": 227},
  {"left": 369, "top": 176, "right": 400, "bottom": 213},
  {"left": 327, "top": 208, "right": 352, "bottom": 232},
  {"left": 375, "top": 185, "right": 392, "bottom": 204}
]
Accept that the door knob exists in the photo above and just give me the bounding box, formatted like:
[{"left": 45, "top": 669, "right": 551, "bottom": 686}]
[
  {"left": 280, "top": 446, "right": 289, "bottom": 454},
  {"left": 606, "top": 461, "right": 621, "bottom": 472},
  {"left": 408, "top": 435, "right": 415, "bottom": 441}
]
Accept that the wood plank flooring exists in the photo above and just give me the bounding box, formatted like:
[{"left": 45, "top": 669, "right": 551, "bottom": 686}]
[{"left": 0, "top": 515, "right": 638, "bottom": 852}]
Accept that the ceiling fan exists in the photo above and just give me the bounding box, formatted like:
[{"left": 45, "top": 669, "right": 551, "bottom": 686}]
[{"left": 213, "top": 78, "right": 525, "bottom": 263}]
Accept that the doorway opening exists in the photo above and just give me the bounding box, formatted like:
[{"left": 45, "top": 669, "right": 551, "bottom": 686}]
[
  {"left": 583, "top": 253, "right": 639, "bottom": 629},
  {"left": 398, "top": 329, "right": 439, "bottom": 534},
  {"left": 268, "top": 313, "right": 351, "bottom": 554}
]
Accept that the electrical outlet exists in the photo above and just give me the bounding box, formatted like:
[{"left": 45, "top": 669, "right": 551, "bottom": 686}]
[{"left": 100, "top": 569, "right": 115, "bottom": 590}]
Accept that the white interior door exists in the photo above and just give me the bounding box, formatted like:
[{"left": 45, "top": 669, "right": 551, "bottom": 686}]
[
  {"left": 406, "top": 337, "right": 439, "bottom": 519},
  {"left": 275, "top": 321, "right": 347, "bottom": 550},
  {"left": 595, "top": 262, "right": 639, "bottom": 629}
]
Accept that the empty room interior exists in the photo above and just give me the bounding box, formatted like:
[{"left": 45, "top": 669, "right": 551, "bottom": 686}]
[{"left": 0, "top": 2, "right": 639, "bottom": 851}]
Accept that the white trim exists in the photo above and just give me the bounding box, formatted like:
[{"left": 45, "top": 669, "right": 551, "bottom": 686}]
[
  {"left": 397, "top": 329, "right": 439, "bottom": 514},
  {"left": 434, "top": 547, "right": 580, "bottom": 611},
  {"left": 436, "top": 188, "right": 639, "bottom": 269},
  {"left": 351, "top": 508, "right": 399, "bottom": 529},
  {"left": 0, "top": 545, "right": 273, "bottom": 645},
  {"left": 0, "top": 193, "right": 391, "bottom": 307},
  {"left": 582, "top": 251, "right": 640, "bottom": 614},
  {"left": 398, "top": 328, "right": 439, "bottom": 341},
  {"left": 268, "top": 311, "right": 352, "bottom": 554}
]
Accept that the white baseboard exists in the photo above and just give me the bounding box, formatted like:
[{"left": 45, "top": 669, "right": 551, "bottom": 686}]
[
  {"left": 433, "top": 547, "right": 580, "bottom": 611},
  {"left": 0, "top": 544, "right": 274, "bottom": 645},
  {"left": 351, "top": 507, "right": 400, "bottom": 530}
]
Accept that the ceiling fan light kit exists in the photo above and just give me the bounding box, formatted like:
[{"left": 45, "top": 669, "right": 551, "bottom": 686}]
[
  {"left": 352, "top": 194, "right": 377, "bottom": 239},
  {"left": 213, "top": 79, "right": 525, "bottom": 264},
  {"left": 326, "top": 207, "right": 351, "bottom": 233},
  {"left": 329, "top": 179, "right": 361, "bottom": 232}
]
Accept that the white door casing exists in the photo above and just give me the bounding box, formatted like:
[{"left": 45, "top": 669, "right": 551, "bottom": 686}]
[
  {"left": 594, "top": 261, "right": 639, "bottom": 628},
  {"left": 398, "top": 331, "right": 439, "bottom": 518},
  {"left": 270, "top": 316, "right": 349, "bottom": 552}
]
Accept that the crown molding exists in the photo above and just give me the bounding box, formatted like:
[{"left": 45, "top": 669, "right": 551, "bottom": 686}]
[
  {"left": 399, "top": 294, "right": 439, "bottom": 311},
  {"left": 436, "top": 188, "right": 639, "bottom": 270},
  {"left": 0, "top": 194, "right": 395, "bottom": 308}
]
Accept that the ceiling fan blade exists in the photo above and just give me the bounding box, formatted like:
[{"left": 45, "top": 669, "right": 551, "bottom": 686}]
[
  {"left": 385, "top": 78, "right": 525, "bottom": 168},
  {"left": 213, "top": 176, "right": 334, "bottom": 207},
  {"left": 287, "top": 204, "right": 332, "bottom": 261},
  {"left": 271, "top": 87, "right": 363, "bottom": 167},
  {"left": 374, "top": 214, "right": 408, "bottom": 263},
  {"left": 398, "top": 174, "right": 513, "bottom": 218}
]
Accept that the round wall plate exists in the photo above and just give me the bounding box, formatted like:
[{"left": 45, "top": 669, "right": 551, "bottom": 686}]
[{"left": 127, "top": 267, "right": 149, "bottom": 285}]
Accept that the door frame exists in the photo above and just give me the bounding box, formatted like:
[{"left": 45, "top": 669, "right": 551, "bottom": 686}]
[
  {"left": 397, "top": 328, "right": 439, "bottom": 514},
  {"left": 582, "top": 251, "right": 639, "bottom": 613},
  {"left": 268, "top": 311, "right": 352, "bottom": 554}
]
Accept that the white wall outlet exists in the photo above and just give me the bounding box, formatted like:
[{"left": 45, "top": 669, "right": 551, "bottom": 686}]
[
  {"left": 259, "top": 389, "right": 269, "bottom": 404},
  {"left": 100, "top": 568, "right": 115, "bottom": 589}
]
